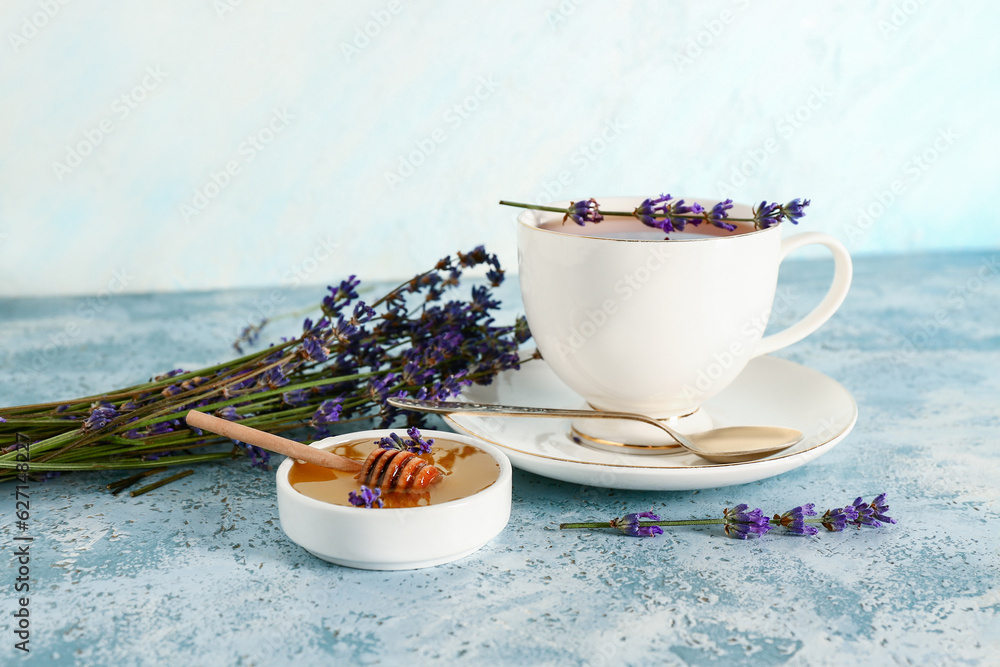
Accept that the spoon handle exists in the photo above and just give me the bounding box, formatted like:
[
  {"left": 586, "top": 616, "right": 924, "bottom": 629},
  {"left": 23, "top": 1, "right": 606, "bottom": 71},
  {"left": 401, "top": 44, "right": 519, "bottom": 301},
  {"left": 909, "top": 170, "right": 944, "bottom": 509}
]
[
  {"left": 386, "top": 397, "right": 695, "bottom": 449},
  {"left": 184, "top": 410, "right": 363, "bottom": 473}
]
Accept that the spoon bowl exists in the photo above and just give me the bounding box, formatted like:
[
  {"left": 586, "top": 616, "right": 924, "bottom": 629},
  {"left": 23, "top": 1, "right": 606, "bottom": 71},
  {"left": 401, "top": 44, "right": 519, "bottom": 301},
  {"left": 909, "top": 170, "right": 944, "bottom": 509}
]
[{"left": 387, "top": 398, "right": 802, "bottom": 464}]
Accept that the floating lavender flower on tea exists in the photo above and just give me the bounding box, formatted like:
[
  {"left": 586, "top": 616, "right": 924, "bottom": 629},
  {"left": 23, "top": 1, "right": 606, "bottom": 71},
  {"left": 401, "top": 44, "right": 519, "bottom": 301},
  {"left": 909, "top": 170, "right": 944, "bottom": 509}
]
[
  {"left": 348, "top": 485, "right": 383, "bottom": 509},
  {"left": 610, "top": 511, "right": 664, "bottom": 538}
]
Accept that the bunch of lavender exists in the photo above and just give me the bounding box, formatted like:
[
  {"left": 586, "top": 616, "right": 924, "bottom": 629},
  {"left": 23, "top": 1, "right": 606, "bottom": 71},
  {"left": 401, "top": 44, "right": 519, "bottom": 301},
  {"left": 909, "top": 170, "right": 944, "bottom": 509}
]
[
  {"left": 560, "top": 494, "right": 896, "bottom": 539},
  {"left": 0, "top": 246, "right": 530, "bottom": 481},
  {"left": 499, "top": 195, "right": 810, "bottom": 237}
]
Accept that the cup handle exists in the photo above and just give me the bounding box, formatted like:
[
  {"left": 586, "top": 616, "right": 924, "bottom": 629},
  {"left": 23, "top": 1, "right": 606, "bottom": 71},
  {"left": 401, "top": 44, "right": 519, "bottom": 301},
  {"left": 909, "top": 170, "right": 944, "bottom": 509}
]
[{"left": 752, "top": 232, "right": 853, "bottom": 358}]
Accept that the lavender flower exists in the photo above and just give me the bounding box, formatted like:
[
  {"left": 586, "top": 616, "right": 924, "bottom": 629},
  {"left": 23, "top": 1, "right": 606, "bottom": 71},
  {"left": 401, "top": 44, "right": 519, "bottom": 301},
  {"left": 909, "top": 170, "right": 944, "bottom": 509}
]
[
  {"left": 310, "top": 400, "right": 343, "bottom": 428},
  {"left": 348, "top": 485, "right": 383, "bottom": 509},
  {"left": 610, "top": 511, "right": 664, "bottom": 538},
  {"left": 82, "top": 404, "right": 118, "bottom": 432},
  {"left": 868, "top": 493, "right": 896, "bottom": 525},
  {"left": 850, "top": 494, "right": 896, "bottom": 528},
  {"left": 234, "top": 319, "right": 268, "bottom": 353},
  {"left": 782, "top": 198, "right": 810, "bottom": 223},
  {"left": 753, "top": 201, "right": 784, "bottom": 229},
  {"left": 563, "top": 198, "right": 604, "bottom": 226},
  {"left": 709, "top": 198, "right": 736, "bottom": 231},
  {"left": 723, "top": 504, "right": 772, "bottom": 539},
  {"left": 282, "top": 389, "right": 309, "bottom": 406},
  {"left": 300, "top": 336, "right": 329, "bottom": 363},
  {"left": 773, "top": 503, "right": 819, "bottom": 536},
  {"left": 377, "top": 427, "right": 433, "bottom": 454},
  {"left": 633, "top": 194, "right": 705, "bottom": 235},
  {"left": 820, "top": 505, "right": 859, "bottom": 532},
  {"left": 562, "top": 494, "right": 895, "bottom": 540},
  {"left": 233, "top": 440, "right": 271, "bottom": 469}
]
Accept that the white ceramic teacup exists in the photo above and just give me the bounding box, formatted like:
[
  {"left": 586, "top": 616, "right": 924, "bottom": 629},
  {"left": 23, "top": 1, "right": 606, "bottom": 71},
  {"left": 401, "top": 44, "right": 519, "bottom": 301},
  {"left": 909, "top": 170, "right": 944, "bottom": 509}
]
[{"left": 516, "top": 197, "right": 852, "bottom": 447}]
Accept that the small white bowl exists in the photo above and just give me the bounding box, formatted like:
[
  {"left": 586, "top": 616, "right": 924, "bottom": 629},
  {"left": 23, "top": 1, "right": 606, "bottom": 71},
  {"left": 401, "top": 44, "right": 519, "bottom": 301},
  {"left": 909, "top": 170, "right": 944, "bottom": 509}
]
[{"left": 276, "top": 429, "right": 512, "bottom": 570}]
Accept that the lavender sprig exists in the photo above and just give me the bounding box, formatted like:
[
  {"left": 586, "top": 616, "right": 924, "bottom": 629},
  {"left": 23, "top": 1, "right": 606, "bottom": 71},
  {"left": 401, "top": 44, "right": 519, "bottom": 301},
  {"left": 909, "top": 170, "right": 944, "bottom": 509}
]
[
  {"left": 500, "top": 196, "right": 809, "bottom": 237},
  {"left": 560, "top": 495, "right": 896, "bottom": 539},
  {"left": 0, "top": 245, "right": 528, "bottom": 479}
]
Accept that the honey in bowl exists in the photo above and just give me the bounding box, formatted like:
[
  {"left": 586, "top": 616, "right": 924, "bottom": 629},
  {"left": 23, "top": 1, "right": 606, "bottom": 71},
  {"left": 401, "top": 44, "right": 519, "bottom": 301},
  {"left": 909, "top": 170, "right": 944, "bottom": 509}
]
[{"left": 288, "top": 437, "right": 500, "bottom": 508}]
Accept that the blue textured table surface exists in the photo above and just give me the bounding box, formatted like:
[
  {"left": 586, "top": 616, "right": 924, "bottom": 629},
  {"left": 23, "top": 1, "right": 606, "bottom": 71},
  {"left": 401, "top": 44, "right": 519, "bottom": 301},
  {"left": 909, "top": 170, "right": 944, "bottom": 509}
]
[{"left": 2, "top": 251, "right": 999, "bottom": 666}]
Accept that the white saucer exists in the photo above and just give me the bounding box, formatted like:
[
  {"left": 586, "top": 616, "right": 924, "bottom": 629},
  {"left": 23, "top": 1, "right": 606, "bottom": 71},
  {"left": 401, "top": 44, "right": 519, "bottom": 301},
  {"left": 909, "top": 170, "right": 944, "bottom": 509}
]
[{"left": 445, "top": 355, "right": 857, "bottom": 491}]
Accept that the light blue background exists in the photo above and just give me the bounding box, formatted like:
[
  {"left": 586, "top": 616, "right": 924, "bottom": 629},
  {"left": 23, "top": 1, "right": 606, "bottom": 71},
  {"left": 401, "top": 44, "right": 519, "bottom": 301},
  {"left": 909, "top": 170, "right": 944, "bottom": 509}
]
[{"left": 1, "top": 1, "right": 997, "bottom": 297}]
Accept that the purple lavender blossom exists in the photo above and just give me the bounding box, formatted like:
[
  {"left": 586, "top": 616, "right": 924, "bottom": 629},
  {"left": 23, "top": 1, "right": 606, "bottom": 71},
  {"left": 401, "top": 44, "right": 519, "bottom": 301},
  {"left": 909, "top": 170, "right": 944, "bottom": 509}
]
[
  {"left": 82, "top": 404, "right": 118, "bottom": 432},
  {"left": 348, "top": 485, "right": 383, "bottom": 509},
  {"left": 723, "top": 504, "right": 772, "bottom": 539},
  {"left": 281, "top": 389, "right": 309, "bottom": 406},
  {"left": 563, "top": 198, "right": 604, "bottom": 226},
  {"left": 633, "top": 194, "right": 705, "bottom": 235},
  {"left": 216, "top": 406, "right": 241, "bottom": 421},
  {"left": 709, "top": 199, "right": 736, "bottom": 231},
  {"left": 352, "top": 301, "right": 376, "bottom": 324},
  {"left": 147, "top": 420, "right": 177, "bottom": 435},
  {"left": 850, "top": 494, "right": 896, "bottom": 528},
  {"left": 301, "top": 336, "right": 329, "bottom": 363},
  {"left": 261, "top": 365, "right": 290, "bottom": 389},
  {"left": 610, "top": 511, "right": 664, "bottom": 538},
  {"left": 634, "top": 194, "right": 673, "bottom": 229},
  {"left": 310, "top": 400, "right": 343, "bottom": 427},
  {"left": 774, "top": 503, "right": 819, "bottom": 536},
  {"left": 753, "top": 201, "right": 784, "bottom": 229},
  {"left": 234, "top": 440, "right": 271, "bottom": 469},
  {"left": 377, "top": 428, "right": 433, "bottom": 454}
]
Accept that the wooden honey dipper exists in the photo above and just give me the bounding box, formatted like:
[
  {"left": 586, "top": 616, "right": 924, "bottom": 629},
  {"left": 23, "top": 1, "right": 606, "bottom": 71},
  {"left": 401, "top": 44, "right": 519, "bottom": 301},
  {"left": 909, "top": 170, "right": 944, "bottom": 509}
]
[{"left": 185, "top": 411, "right": 441, "bottom": 490}]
